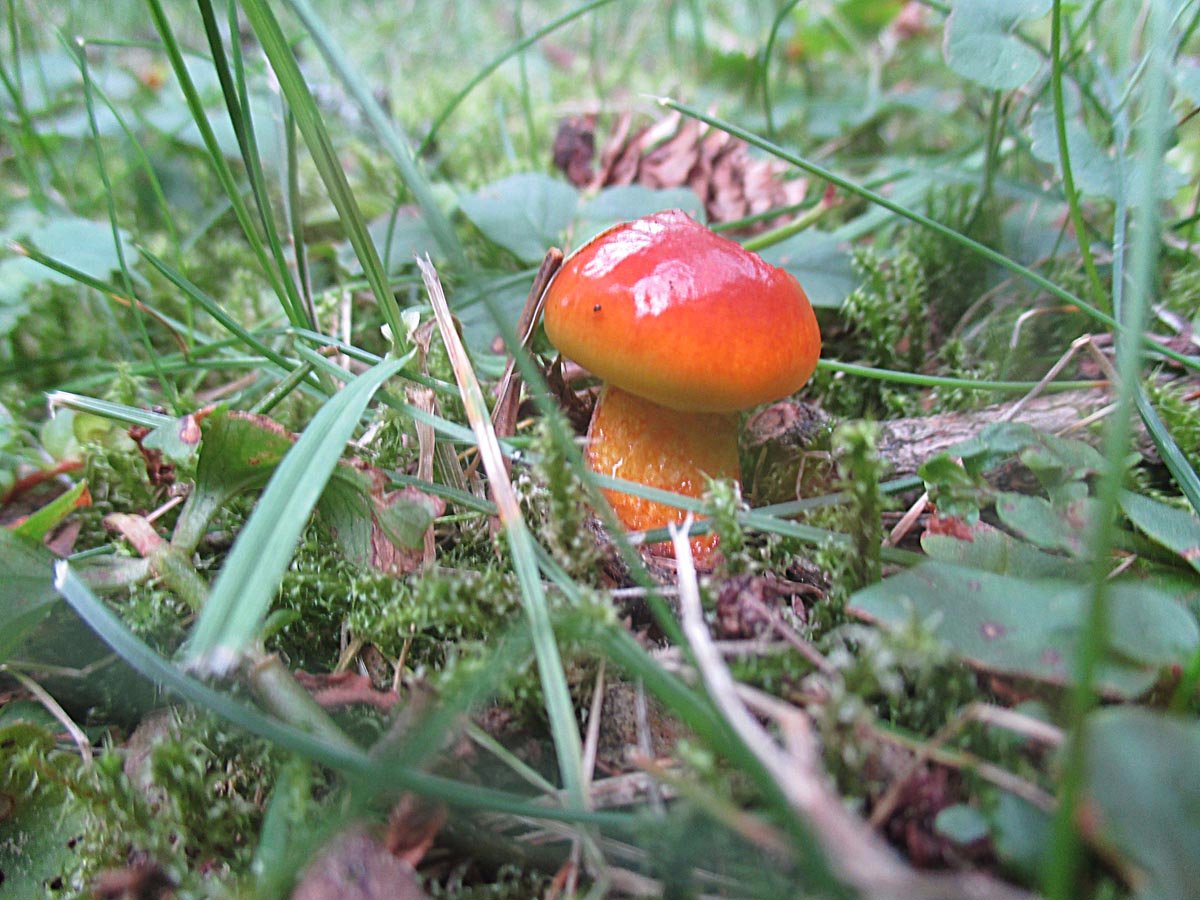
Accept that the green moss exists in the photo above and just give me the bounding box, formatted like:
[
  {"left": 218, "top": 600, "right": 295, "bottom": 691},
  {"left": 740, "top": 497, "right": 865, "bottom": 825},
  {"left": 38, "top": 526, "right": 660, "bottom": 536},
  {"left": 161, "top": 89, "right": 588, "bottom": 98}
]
[
  {"left": 1, "top": 708, "right": 292, "bottom": 898},
  {"left": 1146, "top": 377, "right": 1200, "bottom": 477},
  {"left": 520, "top": 412, "right": 602, "bottom": 581}
]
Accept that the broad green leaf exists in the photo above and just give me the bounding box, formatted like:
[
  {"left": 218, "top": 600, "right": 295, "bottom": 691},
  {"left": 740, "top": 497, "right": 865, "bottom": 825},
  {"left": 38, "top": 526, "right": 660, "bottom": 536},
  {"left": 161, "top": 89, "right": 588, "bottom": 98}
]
[
  {"left": 573, "top": 185, "right": 704, "bottom": 245},
  {"left": 172, "top": 405, "right": 427, "bottom": 567},
  {"left": 944, "top": 0, "right": 1051, "bottom": 90},
  {"left": 22, "top": 215, "right": 139, "bottom": 285},
  {"left": 185, "top": 356, "right": 407, "bottom": 674},
  {"left": 758, "top": 230, "right": 857, "bottom": 309},
  {"left": 993, "top": 492, "right": 1100, "bottom": 557},
  {"left": 989, "top": 792, "right": 1051, "bottom": 880},
  {"left": 848, "top": 561, "right": 1198, "bottom": 697},
  {"left": 922, "top": 523, "right": 1092, "bottom": 580},
  {"left": 1121, "top": 491, "right": 1200, "bottom": 574},
  {"left": 335, "top": 212, "right": 442, "bottom": 275},
  {"left": 171, "top": 407, "right": 296, "bottom": 551},
  {"left": 1176, "top": 58, "right": 1200, "bottom": 106},
  {"left": 0, "top": 531, "right": 58, "bottom": 663},
  {"left": 933, "top": 804, "right": 989, "bottom": 845},
  {"left": 1030, "top": 106, "right": 1186, "bottom": 201},
  {"left": 454, "top": 271, "right": 535, "bottom": 364},
  {"left": 459, "top": 173, "right": 580, "bottom": 264},
  {"left": 0, "top": 719, "right": 85, "bottom": 898},
  {"left": 1086, "top": 708, "right": 1200, "bottom": 900}
]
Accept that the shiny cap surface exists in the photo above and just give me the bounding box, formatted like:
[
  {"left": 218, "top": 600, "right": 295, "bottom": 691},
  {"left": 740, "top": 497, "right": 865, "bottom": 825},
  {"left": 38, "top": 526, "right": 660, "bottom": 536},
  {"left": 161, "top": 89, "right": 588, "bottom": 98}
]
[{"left": 543, "top": 210, "right": 821, "bottom": 412}]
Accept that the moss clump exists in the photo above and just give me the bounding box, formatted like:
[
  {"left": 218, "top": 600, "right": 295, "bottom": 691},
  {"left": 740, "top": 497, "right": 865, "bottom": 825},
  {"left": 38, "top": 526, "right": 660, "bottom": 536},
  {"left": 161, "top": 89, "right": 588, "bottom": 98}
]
[
  {"left": 520, "top": 412, "right": 602, "bottom": 581},
  {"left": 1146, "top": 377, "right": 1200, "bottom": 478},
  {"left": 2, "top": 708, "right": 289, "bottom": 897}
]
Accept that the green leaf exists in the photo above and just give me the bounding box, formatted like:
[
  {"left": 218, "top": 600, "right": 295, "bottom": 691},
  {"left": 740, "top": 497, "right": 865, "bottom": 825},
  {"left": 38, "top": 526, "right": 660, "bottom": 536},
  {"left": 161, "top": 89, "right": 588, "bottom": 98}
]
[
  {"left": 1120, "top": 491, "right": 1200, "bottom": 574},
  {"left": 1030, "top": 106, "right": 1187, "bottom": 201},
  {"left": 336, "top": 212, "right": 442, "bottom": 275},
  {"left": 2, "top": 215, "right": 139, "bottom": 312},
  {"left": 185, "top": 356, "right": 407, "bottom": 674},
  {"left": 573, "top": 185, "right": 705, "bottom": 244},
  {"left": 946, "top": 422, "right": 1106, "bottom": 484},
  {"left": 848, "top": 561, "right": 1198, "bottom": 697},
  {"left": 0, "top": 530, "right": 59, "bottom": 663},
  {"left": 993, "top": 492, "right": 1100, "bottom": 557},
  {"left": 758, "top": 230, "right": 857, "bottom": 309},
  {"left": 0, "top": 720, "right": 84, "bottom": 898},
  {"left": 944, "top": 0, "right": 1051, "bottom": 90},
  {"left": 922, "top": 523, "right": 1092, "bottom": 580},
  {"left": 11, "top": 480, "right": 90, "bottom": 543},
  {"left": 989, "top": 792, "right": 1051, "bottom": 880},
  {"left": 459, "top": 173, "right": 579, "bottom": 264},
  {"left": 933, "top": 804, "right": 989, "bottom": 845},
  {"left": 1086, "top": 708, "right": 1200, "bottom": 900}
]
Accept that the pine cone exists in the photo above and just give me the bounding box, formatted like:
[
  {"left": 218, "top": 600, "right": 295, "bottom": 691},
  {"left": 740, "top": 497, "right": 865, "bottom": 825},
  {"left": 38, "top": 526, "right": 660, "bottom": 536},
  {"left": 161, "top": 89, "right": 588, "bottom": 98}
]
[{"left": 552, "top": 111, "right": 808, "bottom": 233}]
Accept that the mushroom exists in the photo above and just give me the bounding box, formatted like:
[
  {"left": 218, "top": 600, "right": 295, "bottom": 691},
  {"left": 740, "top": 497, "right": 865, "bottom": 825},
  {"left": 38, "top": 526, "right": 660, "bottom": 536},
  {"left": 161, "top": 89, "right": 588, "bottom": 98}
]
[{"left": 543, "top": 209, "right": 821, "bottom": 557}]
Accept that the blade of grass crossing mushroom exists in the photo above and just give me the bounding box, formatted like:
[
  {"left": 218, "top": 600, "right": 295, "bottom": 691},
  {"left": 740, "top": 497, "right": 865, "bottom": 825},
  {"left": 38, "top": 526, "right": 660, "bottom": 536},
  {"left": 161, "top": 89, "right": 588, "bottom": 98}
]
[
  {"left": 184, "top": 354, "right": 409, "bottom": 676},
  {"left": 419, "top": 256, "right": 586, "bottom": 811},
  {"left": 281, "top": 0, "right": 465, "bottom": 270},
  {"left": 659, "top": 98, "right": 1200, "bottom": 377},
  {"left": 239, "top": 0, "right": 404, "bottom": 347}
]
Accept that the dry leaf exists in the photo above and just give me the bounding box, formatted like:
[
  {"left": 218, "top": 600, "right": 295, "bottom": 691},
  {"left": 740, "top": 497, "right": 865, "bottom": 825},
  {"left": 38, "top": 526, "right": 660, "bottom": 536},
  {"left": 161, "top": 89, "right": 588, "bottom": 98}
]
[{"left": 385, "top": 794, "right": 447, "bottom": 867}]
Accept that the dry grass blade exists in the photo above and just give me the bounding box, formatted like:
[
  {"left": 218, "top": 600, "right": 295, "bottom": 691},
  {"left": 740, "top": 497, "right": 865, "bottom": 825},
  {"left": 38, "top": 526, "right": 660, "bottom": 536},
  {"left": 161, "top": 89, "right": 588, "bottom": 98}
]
[
  {"left": 418, "top": 255, "right": 586, "bottom": 811},
  {"left": 669, "top": 518, "right": 1037, "bottom": 900}
]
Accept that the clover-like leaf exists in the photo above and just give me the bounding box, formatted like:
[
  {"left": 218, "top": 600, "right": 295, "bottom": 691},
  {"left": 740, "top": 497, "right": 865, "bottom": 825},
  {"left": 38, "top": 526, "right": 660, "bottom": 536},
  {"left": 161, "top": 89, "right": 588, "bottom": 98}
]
[
  {"left": 944, "top": 0, "right": 1051, "bottom": 90},
  {"left": 849, "top": 561, "right": 1198, "bottom": 698},
  {"left": 1121, "top": 490, "right": 1200, "bottom": 574},
  {"left": 759, "top": 230, "right": 857, "bottom": 309},
  {"left": 459, "top": 173, "right": 579, "bottom": 264},
  {"left": 1086, "top": 708, "right": 1200, "bottom": 900},
  {"left": 0, "top": 530, "right": 59, "bottom": 663}
]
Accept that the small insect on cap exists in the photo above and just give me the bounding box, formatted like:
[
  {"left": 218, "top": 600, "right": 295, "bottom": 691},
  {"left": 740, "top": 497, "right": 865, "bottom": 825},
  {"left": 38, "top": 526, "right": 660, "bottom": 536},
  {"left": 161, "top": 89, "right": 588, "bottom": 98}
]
[{"left": 543, "top": 209, "right": 821, "bottom": 413}]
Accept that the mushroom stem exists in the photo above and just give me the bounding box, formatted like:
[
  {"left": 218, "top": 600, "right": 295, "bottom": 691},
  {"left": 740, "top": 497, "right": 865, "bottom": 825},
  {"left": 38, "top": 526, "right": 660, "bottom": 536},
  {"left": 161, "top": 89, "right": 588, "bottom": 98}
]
[{"left": 586, "top": 385, "right": 740, "bottom": 558}]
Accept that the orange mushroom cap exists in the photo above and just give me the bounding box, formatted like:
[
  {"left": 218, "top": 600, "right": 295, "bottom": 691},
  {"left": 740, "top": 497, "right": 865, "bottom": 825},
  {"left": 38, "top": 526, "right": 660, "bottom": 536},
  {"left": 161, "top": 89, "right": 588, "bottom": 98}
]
[{"left": 543, "top": 209, "right": 821, "bottom": 413}]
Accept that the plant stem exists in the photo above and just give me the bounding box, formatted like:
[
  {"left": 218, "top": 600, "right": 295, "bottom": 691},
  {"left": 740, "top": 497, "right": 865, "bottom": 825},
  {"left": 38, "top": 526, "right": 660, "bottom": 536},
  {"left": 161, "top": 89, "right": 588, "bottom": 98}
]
[{"left": 1051, "top": 0, "right": 1110, "bottom": 314}]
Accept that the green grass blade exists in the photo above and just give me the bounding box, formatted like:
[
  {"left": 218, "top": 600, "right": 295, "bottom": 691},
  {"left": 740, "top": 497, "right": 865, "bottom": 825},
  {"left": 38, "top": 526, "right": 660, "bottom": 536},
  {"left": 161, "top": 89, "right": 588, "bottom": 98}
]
[
  {"left": 420, "top": 257, "right": 585, "bottom": 808},
  {"left": 238, "top": 0, "right": 403, "bottom": 345},
  {"left": 46, "top": 391, "right": 173, "bottom": 430},
  {"left": 73, "top": 35, "right": 179, "bottom": 409},
  {"left": 1050, "top": 0, "right": 1109, "bottom": 313},
  {"left": 417, "top": 0, "right": 619, "bottom": 157},
  {"left": 280, "top": 0, "right": 465, "bottom": 270},
  {"left": 137, "top": 245, "right": 298, "bottom": 373},
  {"left": 821, "top": 359, "right": 1103, "bottom": 393},
  {"left": 185, "top": 355, "right": 408, "bottom": 675},
  {"left": 143, "top": 0, "right": 298, "bottom": 324},
  {"left": 661, "top": 98, "right": 1200, "bottom": 375},
  {"left": 195, "top": 0, "right": 309, "bottom": 328},
  {"left": 54, "top": 562, "right": 629, "bottom": 827},
  {"left": 1045, "top": 3, "right": 1173, "bottom": 895}
]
